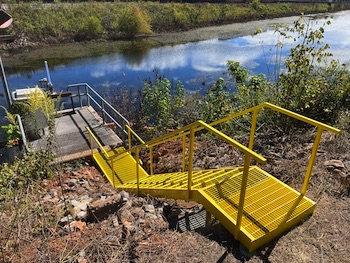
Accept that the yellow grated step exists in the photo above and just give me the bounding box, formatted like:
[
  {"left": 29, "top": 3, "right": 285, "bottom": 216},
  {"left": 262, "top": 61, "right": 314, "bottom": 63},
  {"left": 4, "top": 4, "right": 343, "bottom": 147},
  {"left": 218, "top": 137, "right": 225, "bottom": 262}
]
[
  {"left": 93, "top": 147, "right": 149, "bottom": 187},
  {"left": 201, "top": 166, "right": 315, "bottom": 249}
]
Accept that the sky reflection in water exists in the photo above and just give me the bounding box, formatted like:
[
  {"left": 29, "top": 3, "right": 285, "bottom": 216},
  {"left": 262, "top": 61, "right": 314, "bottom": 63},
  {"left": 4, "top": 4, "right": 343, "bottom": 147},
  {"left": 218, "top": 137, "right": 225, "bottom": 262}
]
[{"left": 4, "top": 11, "right": 350, "bottom": 100}]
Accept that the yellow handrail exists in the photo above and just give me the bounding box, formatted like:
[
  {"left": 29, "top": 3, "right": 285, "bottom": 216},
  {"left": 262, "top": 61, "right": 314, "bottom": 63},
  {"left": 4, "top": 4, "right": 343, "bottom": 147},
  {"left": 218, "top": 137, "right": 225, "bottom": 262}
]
[
  {"left": 210, "top": 102, "right": 340, "bottom": 134},
  {"left": 86, "top": 126, "right": 110, "bottom": 158},
  {"left": 87, "top": 102, "right": 340, "bottom": 243},
  {"left": 126, "top": 124, "right": 145, "bottom": 147}
]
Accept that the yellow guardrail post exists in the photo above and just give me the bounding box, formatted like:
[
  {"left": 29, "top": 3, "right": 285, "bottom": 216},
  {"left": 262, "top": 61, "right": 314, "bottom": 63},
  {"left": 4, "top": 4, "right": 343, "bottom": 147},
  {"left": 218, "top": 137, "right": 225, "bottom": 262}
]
[
  {"left": 301, "top": 128, "right": 324, "bottom": 195},
  {"left": 249, "top": 109, "right": 258, "bottom": 150},
  {"left": 111, "top": 155, "right": 115, "bottom": 188},
  {"left": 128, "top": 126, "right": 132, "bottom": 150},
  {"left": 136, "top": 148, "right": 140, "bottom": 195},
  {"left": 187, "top": 126, "right": 195, "bottom": 200},
  {"left": 235, "top": 154, "right": 251, "bottom": 240},
  {"left": 149, "top": 146, "right": 154, "bottom": 175},
  {"left": 88, "top": 128, "right": 94, "bottom": 156},
  {"left": 182, "top": 134, "right": 186, "bottom": 172}
]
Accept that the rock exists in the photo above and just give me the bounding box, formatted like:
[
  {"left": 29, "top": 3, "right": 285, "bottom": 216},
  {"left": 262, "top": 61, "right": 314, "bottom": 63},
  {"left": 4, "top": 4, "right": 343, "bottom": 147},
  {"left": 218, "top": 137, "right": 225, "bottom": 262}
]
[
  {"left": 49, "top": 189, "right": 58, "bottom": 198},
  {"left": 87, "top": 194, "right": 122, "bottom": 222},
  {"left": 324, "top": 159, "right": 345, "bottom": 169},
  {"left": 120, "top": 190, "right": 130, "bottom": 201},
  {"left": 65, "top": 178, "right": 77, "bottom": 187},
  {"left": 42, "top": 194, "right": 52, "bottom": 201},
  {"left": 144, "top": 204, "right": 155, "bottom": 214},
  {"left": 145, "top": 213, "right": 158, "bottom": 220},
  {"left": 69, "top": 221, "right": 86, "bottom": 232},
  {"left": 131, "top": 207, "right": 145, "bottom": 219},
  {"left": 71, "top": 195, "right": 93, "bottom": 220},
  {"left": 112, "top": 216, "right": 119, "bottom": 227},
  {"left": 119, "top": 210, "right": 135, "bottom": 226},
  {"left": 60, "top": 215, "right": 73, "bottom": 225}
]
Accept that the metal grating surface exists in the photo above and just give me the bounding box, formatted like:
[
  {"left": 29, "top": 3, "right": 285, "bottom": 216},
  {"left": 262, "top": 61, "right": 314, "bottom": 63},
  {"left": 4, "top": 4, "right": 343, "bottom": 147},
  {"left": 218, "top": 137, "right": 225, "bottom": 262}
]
[
  {"left": 94, "top": 149, "right": 316, "bottom": 251},
  {"left": 203, "top": 166, "right": 315, "bottom": 240}
]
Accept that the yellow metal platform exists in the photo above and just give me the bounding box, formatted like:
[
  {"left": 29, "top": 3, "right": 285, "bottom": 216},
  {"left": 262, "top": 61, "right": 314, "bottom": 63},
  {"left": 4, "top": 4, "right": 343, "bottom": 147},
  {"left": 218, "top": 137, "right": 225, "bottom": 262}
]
[{"left": 88, "top": 103, "right": 340, "bottom": 252}]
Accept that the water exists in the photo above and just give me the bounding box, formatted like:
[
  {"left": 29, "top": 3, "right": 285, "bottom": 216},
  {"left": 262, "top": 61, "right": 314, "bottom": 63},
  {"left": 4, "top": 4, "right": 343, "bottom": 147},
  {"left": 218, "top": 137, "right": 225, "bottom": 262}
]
[{"left": 1, "top": 11, "right": 350, "bottom": 124}]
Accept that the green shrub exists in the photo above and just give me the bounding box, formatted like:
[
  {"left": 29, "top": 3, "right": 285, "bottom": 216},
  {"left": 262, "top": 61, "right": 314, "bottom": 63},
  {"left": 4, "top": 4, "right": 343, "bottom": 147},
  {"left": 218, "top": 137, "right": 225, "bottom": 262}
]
[
  {"left": 274, "top": 16, "right": 350, "bottom": 122},
  {"left": 76, "top": 16, "right": 104, "bottom": 40},
  {"left": 0, "top": 150, "right": 54, "bottom": 198},
  {"left": 118, "top": 5, "right": 152, "bottom": 37}
]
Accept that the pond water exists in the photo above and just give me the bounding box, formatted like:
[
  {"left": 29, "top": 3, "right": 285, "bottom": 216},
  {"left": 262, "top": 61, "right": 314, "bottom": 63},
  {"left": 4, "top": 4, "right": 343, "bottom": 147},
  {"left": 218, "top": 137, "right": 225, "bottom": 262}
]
[{"left": 1, "top": 10, "right": 350, "bottom": 124}]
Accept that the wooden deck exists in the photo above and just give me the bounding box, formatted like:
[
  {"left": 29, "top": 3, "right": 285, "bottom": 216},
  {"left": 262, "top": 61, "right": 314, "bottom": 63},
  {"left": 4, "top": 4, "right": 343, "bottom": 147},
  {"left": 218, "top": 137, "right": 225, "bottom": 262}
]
[{"left": 31, "top": 106, "right": 123, "bottom": 162}]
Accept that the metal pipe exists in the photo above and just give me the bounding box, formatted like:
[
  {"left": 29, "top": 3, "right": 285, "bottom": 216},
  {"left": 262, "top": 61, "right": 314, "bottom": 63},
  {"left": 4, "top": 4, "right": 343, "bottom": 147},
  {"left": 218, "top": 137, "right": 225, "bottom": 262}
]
[
  {"left": 44, "top": 61, "right": 52, "bottom": 85},
  {"left": 187, "top": 126, "right": 195, "bottom": 200},
  {"left": 248, "top": 109, "right": 258, "bottom": 150},
  {"left": 0, "top": 56, "right": 12, "bottom": 106},
  {"left": 301, "top": 128, "right": 324, "bottom": 195},
  {"left": 182, "top": 135, "right": 186, "bottom": 172},
  {"left": 136, "top": 148, "right": 140, "bottom": 195},
  {"left": 149, "top": 146, "right": 154, "bottom": 175},
  {"left": 16, "top": 115, "right": 29, "bottom": 151},
  {"left": 235, "top": 155, "right": 251, "bottom": 240}
]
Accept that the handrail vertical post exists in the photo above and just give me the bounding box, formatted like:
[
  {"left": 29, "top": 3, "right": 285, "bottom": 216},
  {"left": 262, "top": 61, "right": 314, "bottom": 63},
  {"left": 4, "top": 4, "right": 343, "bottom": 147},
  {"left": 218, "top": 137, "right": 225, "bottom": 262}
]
[
  {"left": 248, "top": 109, "right": 258, "bottom": 150},
  {"left": 136, "top": 148, "right": 140, "bottom": 195},
  {"left": 187, "top": 126, "right": 195, "bottom": 200},
  {"left": 182, "top": 134, "right": 186, "bottom": 172},
  {"left": 79, "top": 85, "right": 82, "bottom": 108},
  {"left": 86, "top": 84, "right": 90, "bottom": 107},
  {"left": 88, "top": 128, "right": 93, "bottom": 156},
  {"left": 102, "top": 100, "right": 105, "bottom": 124},
  {"left": 128, "top": 126, "right": 132, "bottom": 150},
  {"left": 111, "top": 156, "right": 115, "bottom": 188},
  {"left": 149, "top": 146, "right": 154, "bottom": 175},
  {"left": 123, "top": 120, "right": 127, "bottom": 145},
  {"left": 235, "top": 154, "right": 251, "bottom": 240},
  {"left": 301, "top": 128, "right": 324, "bottom": 195}
]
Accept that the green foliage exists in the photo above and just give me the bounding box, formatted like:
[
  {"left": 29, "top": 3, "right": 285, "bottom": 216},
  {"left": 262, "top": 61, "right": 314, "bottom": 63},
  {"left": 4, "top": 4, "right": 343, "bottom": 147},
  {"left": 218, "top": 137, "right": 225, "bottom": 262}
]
[
  {"left": 1, "top": 106, "right": 21, "bottom": 147},
  {"left": 1, "top": 123, "right": 21, "bottom": 148},
  {"left": 7, "top": 2, "right": 344, "bottom": 42},
  {"left": 118, "top": 5, "right": 152, "bottom": 37},
  {"left": 202, "top": 77, "right": 233, "bottom": 124},
  {"left": 141, "top": 75, "right": 171, "bottom": 130},
  {"left": 274, "top": 16, "right": 350, "bottom": 122},
  {"left": 0, "top": 150, "right": 54, "bottom": 198},
  {"left": 227, "top": 61, "right": 270, "bottom": 110},
  {"left": 225, "top": 15, "right": 350, "bottom": 128},
  {"left": 141, "top": 74, "right": 185, "bottom": 132},
  {"left": 77, "top": 16, "right": 104, "bottom": 40}
]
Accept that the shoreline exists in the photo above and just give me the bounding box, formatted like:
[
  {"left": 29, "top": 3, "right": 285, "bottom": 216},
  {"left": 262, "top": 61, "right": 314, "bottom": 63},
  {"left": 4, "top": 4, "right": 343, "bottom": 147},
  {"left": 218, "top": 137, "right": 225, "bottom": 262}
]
[{"left": 1, "top": 15, "right": 302, "bottom": 69}]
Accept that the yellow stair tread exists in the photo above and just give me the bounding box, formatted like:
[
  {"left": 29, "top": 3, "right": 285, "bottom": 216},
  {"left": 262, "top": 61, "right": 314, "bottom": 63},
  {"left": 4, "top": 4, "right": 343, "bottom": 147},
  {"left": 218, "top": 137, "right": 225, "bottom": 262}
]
[
  {"left": 93, "top": 149, "right": 316, "bottom": 251},
  {"left": 203, "top": 166, "right": 315, "bottom": 240}
]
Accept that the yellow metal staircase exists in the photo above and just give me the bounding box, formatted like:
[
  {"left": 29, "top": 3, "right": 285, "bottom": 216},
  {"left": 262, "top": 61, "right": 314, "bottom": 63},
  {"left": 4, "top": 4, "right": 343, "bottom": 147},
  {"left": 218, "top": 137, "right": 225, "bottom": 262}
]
[{"left": 87, "top": 103, "right": 340, "bottom": 252}]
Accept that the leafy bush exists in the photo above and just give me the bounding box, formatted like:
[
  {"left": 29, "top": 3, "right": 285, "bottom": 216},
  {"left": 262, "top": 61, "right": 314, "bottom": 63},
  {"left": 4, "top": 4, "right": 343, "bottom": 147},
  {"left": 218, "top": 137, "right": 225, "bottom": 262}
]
[
  {"left": 76, "top": 16, "right": 104, "bottom": 40},
  {"left": 141, "top": 74, "right": 185, "bottom": 131},
  {"left": 0, "top": 150, "right": 54, "bottom": 198},
  {"left": 274, "top": 16, "right": 350, "bottom": 122},
  {"left": 118, "top": 5, "right": 152, "bottom": 37},
  {"left": 7, "top": 2, "right": 345, "bottom": 42},
  {"left": 1, "top": 107, "right": 21, "bottom": 147},
  {"left": 202, "top": 77, "right": 233, "bottom": 124}
]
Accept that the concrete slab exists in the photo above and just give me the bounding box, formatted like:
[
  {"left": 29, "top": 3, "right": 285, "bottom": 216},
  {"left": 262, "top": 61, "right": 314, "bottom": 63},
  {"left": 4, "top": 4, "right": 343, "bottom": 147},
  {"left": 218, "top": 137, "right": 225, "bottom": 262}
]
[{"left": 30, "top": 106, "right": 123, "bottom": 162}]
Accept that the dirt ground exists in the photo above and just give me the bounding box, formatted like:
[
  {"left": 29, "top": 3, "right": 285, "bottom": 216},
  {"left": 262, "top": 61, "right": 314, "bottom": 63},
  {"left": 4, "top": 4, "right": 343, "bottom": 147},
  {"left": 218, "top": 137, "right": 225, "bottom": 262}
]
[{"left": 0, "top": 128, "right": 349, "bottom": 262}]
